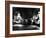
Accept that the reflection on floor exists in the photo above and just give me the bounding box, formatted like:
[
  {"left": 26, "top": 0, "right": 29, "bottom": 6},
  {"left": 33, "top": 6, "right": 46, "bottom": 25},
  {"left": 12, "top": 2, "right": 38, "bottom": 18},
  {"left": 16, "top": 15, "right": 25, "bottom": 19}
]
[{"left": 13, "top": 24, "right": 40, "bottom": 31}]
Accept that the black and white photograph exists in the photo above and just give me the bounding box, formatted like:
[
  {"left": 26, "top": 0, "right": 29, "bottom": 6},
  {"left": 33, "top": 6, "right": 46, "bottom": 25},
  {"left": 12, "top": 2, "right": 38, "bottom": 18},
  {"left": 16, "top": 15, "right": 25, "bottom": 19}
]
[{"left": 12, "top": 7, "right": 40, "bottom": 30}]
